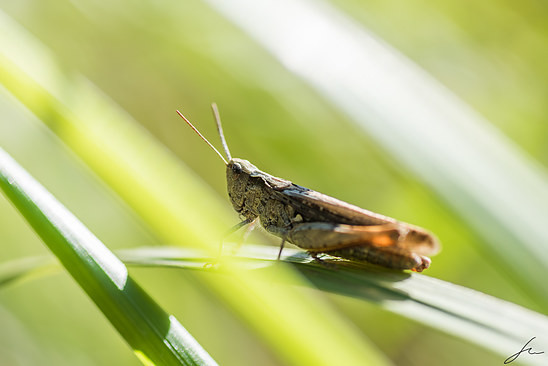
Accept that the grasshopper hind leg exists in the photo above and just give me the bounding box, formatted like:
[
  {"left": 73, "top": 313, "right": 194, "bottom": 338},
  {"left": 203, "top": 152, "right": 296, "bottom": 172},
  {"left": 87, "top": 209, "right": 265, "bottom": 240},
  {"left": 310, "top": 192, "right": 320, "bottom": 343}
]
[
  {"left": 413, "top": 255, "right": 431, "bottom": 272},
  {"left": 326, "top": 246, "right": 430, "bottom": 272}
]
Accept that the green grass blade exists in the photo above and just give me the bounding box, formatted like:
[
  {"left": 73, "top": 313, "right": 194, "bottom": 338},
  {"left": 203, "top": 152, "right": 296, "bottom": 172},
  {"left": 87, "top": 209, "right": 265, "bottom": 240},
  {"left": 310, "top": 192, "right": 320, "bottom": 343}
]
[
  {"left": 0, "top": 147, "right": 218, "bottom": 366},
  {"left": 205, "top": 0, "right": 548, "bottom": 308},
  {"left": 120, "top": 245, "right": 548, "bottom": 363},
  {"left": 3, "top": 245, "right": 548, "bottom": 365}
]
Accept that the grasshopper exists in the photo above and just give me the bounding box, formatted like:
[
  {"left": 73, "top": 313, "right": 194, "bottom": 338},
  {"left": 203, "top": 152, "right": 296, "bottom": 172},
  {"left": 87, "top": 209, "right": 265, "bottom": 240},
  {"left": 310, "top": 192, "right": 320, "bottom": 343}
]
[{"left": 176, "top": 105, "right": 440, "bottom": 272}]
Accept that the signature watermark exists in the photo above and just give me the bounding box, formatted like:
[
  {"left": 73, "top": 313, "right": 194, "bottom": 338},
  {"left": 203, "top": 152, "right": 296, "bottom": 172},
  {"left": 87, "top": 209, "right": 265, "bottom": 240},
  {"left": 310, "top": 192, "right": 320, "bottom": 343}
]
[{"left": 504, "top": 337, "right": 544, "bottom": 364}]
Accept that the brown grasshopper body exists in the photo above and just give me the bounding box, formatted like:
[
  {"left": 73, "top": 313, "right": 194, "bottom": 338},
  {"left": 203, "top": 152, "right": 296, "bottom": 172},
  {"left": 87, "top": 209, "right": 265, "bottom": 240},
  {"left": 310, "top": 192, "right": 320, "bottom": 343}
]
[{"left": 177, "top": 106, "right": 440, "bottom": 272}]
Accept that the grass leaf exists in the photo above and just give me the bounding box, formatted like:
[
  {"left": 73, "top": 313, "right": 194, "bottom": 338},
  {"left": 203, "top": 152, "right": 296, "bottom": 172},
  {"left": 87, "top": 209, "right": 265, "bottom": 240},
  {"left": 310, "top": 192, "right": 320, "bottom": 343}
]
[
  {"left": 0, "top": 147, "right": 218, "bottom": 366},
  {"left": 3, "top": 245, "right": 548, "bottom": 365},
  {"left": 121, "top": 245, "right": 548, "bottom": 363}
]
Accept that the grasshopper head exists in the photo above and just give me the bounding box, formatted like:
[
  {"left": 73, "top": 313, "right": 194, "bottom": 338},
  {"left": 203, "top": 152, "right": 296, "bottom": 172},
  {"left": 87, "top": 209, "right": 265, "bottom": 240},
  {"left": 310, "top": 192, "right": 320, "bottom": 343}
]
[
  {"left": 226, "top": 158, "right": 260, "bottom": 216},
  {"left": 227, "top": 158, "right": 258, "bottom": 177},
  {"left": 226, "top": 158, "right": 258, "bottom": 193}
]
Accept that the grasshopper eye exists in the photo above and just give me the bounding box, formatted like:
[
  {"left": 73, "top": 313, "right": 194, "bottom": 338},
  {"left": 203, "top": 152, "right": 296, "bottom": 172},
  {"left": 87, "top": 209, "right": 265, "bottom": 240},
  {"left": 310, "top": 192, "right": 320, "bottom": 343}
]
[{"left": 232, "top": 162, "right": 243, "bottom": 174}]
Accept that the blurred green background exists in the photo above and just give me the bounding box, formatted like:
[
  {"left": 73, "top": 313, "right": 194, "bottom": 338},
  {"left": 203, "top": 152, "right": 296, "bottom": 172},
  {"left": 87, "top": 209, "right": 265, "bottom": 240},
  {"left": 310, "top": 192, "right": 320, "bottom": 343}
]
[{"left": 1, "top": 0, "right": 547, "bottom": 365}]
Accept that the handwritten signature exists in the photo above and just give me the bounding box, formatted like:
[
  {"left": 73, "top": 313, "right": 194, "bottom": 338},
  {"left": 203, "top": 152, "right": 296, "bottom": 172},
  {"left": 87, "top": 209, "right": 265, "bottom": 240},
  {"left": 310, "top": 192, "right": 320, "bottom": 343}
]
[{"left": 504, "top": 337, "right": 544, "bottom": 364}]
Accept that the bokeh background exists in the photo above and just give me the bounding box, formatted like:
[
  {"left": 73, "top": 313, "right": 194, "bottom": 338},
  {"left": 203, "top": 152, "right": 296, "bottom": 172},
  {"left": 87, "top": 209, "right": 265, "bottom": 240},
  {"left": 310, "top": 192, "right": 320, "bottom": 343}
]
[{"left": 1, "top": 0, "right": 547, "bottom": 365}]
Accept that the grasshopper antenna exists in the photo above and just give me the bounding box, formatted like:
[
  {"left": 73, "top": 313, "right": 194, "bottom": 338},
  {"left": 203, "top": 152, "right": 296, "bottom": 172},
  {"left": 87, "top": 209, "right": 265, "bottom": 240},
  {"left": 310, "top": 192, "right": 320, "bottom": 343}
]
[
  {"left": 176, "top": 109, "right": 228, "bottom": 165},
  {"left": 210, "top": 103, "right": 232, "bottom": 161}
]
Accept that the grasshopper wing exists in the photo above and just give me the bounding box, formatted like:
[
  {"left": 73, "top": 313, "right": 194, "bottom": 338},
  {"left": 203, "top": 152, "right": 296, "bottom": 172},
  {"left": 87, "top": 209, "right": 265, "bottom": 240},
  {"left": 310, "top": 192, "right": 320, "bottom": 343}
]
[
  {"left": 274, "top": 184, "right": 394, "bottom": 225},
  {"left": 277, "top": 185, "right": 440, "bottom": 256}
]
